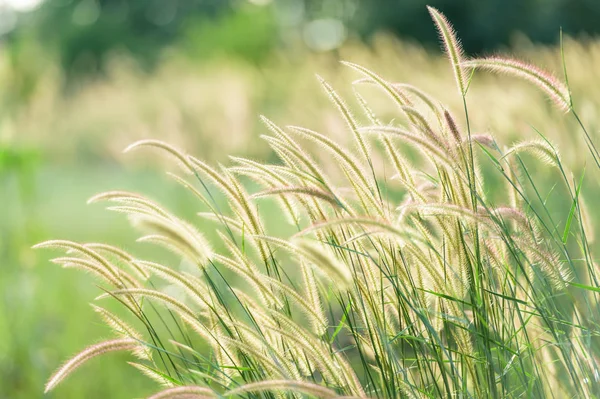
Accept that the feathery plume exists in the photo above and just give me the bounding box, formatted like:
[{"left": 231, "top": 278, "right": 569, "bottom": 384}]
[
  {"left": 124, "top": 139, "right": 195, "bottom": 172},
  {"left": 462, "top": 57, "right": 571, "bottom": 112},
  {"left": 251, "top": 186, "right": 341, "bottom": 209},
  {"left": 128, "top": 362, "right": 174, "bottom": 388},
  {"left": 501, "top": 139, "right": 560, "bottom": 166},
  {"left": 427, "top": 6, "right": 466, "bottom": 95},
  {"left": 225, "top": 380, "right": 339, "bottom": 398},
  {"left": 444, "top": 109, "right": 461, "bottom": 143},
  {"left": 45, "top": 338, "right": 140, "bottom": 393},
  {"left": 147, "top": 386, "right": 215, "bottom": 399}
]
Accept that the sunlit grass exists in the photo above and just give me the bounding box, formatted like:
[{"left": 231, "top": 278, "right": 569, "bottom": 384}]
[{"left": 33, "top": 8, "right": 600, "bottom": 398}]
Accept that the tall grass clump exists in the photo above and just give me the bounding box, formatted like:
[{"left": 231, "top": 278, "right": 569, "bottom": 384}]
[{"left": 37, "top": 7, "right": 600, "bottom": 398}]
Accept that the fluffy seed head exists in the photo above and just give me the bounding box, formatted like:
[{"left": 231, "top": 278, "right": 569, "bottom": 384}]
[
  {"left": 462, "top": 56, "right": 571, "bottom": 112},
  {"left": 428, "top": 6, "right": 466, "bottom": 95},
  {"left": 124, "top": 139, "right": 195, "bottom": 172},
  {"left": 147, "top": 386, "right": 215, "bottom": 399},
  {"left": 225, "top": 380, "right": 339, "bottom": 398},
  {"left": 444, "top": 109, "right": 461, "bottom": 143},
  {"left": 45, "top": 338, "right": 140, "bottom": 393}
]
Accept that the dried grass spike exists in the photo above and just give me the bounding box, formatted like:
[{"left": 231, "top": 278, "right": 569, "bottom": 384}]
[
  {"left": 225, "top": 380, "right": 339, "bottom": 398},
  {"left": 462, "top": 57, "right": 571, "bottom": 112},
  {"left": 251, "top": 186, "right": 341, "bottom": 209},
  {"left": 294, "top": 239, "right": 352, "bottom": 287},
  {"left": 317, "top": 74, "right": 370, "bottom": 164},
  {"left": 129, "top": 362, "right": 174, "bottom": 388},
  {"left": 393, "top": 83, "right": 442, "bottom": 114},
  {"left": 45, "top": 338, "right": 140, "bottom": 393},
  {"left": 343, "top": 61, "right": 412, "bottom": 107},
  {"left": 502, "top": 139, "right": 560, "bottom": 166},
  {"left": 91, "top": 305, "right": 146, "bottom": 353},
  {"left": 468, "top": 134, "right": 496, "bottom": 149},
  {"left": 85, "top": 243, "right": 150, "bottom": 280},
  {"left": 147, "top": 386, "right": 215, "bottom": 399},
  {"left": 428, "top": 6, "right": 466, "bottom": 95},
  {"left": 133, "top": 215, "right": 213, "bottom": 266},
  {"left": 124, "top": 139, "right": 194, "bottom": 172},
  {"left": 444, "top": 109, "right": 461, "bottom": 143}
]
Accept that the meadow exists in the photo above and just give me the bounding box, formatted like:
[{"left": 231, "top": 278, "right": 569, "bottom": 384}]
[{"left": 2, "top": 14, "right": 600, "bottom": 398}]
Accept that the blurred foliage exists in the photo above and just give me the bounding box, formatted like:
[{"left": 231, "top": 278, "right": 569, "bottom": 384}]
[
  {"left": 25, "top": 0, "right": 232, "bottom": 75},
  {"left": 352, "top": 0, "right": 600, "bottom": 54},
  {"left": 3, "top": 0, "right": 600, "bottom": 80},
  {"left": 0, "top": 144, "right": 39, "bottom": 173},
  {"left": 179, "top": 4, "right": 277, "bottom": 64},
  {"left": 3, "top": 34, "right": 599, "bottom": 169}
]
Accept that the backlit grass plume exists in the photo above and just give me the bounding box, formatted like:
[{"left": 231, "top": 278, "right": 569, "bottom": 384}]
[
  {"left": 462, "top": 57, "right": 571, "bottom": 111},
  {"left": 38, "top": 7, "right": 600, "bottom": 399},
  {"left": 427, "top": 6, "right": 466, "bottom": 96}
]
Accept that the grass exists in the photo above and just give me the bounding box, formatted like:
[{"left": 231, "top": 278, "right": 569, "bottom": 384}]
[
  {"left": 28, "top": 7, "right": 600, "bottom": 399},
  {"left": 0, "top": 165, "right": 295, "bottom": 399},
  {"left": 1, "top": 167, "right": 177, "bottom": 399}
]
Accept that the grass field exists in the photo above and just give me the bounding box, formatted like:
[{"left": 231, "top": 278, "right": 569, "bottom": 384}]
[
  {"left": 2, "top": 165, "right": 298, "bottom": 398},
  {"left": 2, "top": 29, "right": 600, "bottom": 398}
]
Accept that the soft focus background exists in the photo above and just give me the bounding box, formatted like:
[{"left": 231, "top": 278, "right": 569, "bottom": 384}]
[{"left": 2, "top": 1, "right": 600, "bottom": 398}]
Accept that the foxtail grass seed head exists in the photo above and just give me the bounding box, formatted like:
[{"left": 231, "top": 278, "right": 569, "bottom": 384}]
[
  {"left": 146, "top": 386, "right": 216, "bottom": 399},
  {"left": 443, "top": 109, "right": 461, "bottom": 143},
  {"left": 462, "top": 57, "right": 571, "bottom": 112},
  {"left": 45, "top": 338, "right": 140, "bottom": 393},
  {"left": 427, "top": 6, "right": 466, "bottom": 96},
  {"left": 225, "top": 380, "right": 339, "bottom": 398},
  {"left": 468, "top": 134, "right": 496, "bottom": 149},
  {"left": 128, "top": 362, "right": 175, "bottom": 388},
  {"left": 293, "top": 238, "right": 352, "bottom": 287}
]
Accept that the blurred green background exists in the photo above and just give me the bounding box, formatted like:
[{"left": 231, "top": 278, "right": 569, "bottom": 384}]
[{"left": 2, "top": 0, "right": 600, "bottom": 398}]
